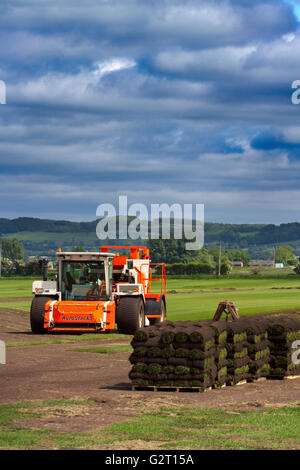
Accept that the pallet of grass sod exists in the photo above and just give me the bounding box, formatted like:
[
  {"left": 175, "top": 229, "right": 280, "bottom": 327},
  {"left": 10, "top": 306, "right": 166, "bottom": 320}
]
[
  {"left": 239, "top": 316, "right": 270, "bottom": 380},
  {"left": 265, "top": 314, "right": 300, "bottom": 379},
  {"left": 129, "top": 320, "right": 217, "bottom": 390},
  {"left": 205, "top": 320, "right": 228, "bottom": 386},
  {"left": 225, "top": 319, "right": 250, "bottom": 383}
]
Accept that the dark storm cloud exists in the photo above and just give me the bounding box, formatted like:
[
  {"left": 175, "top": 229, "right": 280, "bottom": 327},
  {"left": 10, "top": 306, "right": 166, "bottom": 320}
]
[{"left": 0, "top": 0, "right": 300, "bottom": 223}]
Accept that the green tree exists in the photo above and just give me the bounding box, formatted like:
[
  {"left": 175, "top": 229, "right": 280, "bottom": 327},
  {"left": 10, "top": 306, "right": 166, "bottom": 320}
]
[
  {"left": 148, "top": 237, "right": 201, "bottom": 264},
  {"left": 215, "top": 261, "right": 231, "bottom": 275},
  {"left": 1, "top": 258, "right": 25, "bottom": 276},
  {"left": 274, "top": 246, "right": 294, "bottom": 265},
  {"left": 72, "top": 245, "right": 85, "bottom": 252},
  {"left": 1, "top": 258, "right": 14, "bottom": 276},
  {"left": 25, "top": 259, "right": 42, "bottom": 276},
  {"left": 1, "top": 238, "right": 24, "bottom": 261},
  {"left": 225, "top": 249, "right": 250, "bottom": 266},
  {"left": 294, "top": 263, "right": 300, "bottom": 274}
]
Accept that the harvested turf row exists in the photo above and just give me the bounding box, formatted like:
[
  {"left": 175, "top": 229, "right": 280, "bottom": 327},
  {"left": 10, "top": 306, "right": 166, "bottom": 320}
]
[
  {"left": 129, "top": 322, "right": 217, "bottom": 389},
  {"left": 266, "top": 315, "right": 300, "bottom": 378},
  {"left": 239, "top": 316, "right": 271, "bottom": 380},
  {"left": 224, "top": 320, "right": 250, "bottom": 384},
  {"left": 203, "top": 320, "right": 228, "bottom": 386},
  {"left": 129, "top": 314, "right": 300, "bottom": 390}
]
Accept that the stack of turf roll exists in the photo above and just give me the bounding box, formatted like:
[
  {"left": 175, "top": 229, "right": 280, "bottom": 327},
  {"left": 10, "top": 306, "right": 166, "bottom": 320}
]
[
  {"left": 202, "top": 319, "right": 228, "bottom": 387},
  {"left": 225, "top": 319, "right": 250, "bottom": 384},
  {"left": 266, "top": 314, "right": 300, "bottom": 378},
  {"left": 129, "top": 320, "right": 217, "bottom": 390},
  {"left": 241, "top": 315, "right": 270, "bottom": 381},
  {"left": 129, "top": 323, "right": 171, "bottom": 387}
]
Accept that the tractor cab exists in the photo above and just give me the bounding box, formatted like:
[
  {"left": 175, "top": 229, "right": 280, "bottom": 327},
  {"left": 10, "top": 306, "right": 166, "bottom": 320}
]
[{"left": 58, "top": 252, "right": 113, "bottom": 301}]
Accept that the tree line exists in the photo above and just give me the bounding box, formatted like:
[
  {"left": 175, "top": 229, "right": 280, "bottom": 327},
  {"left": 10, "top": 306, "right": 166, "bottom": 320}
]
[
  {"left": 0, "top": 236, "right": 299, "bottom": 277},
  {"left": 3, "top": 217, "right": 300, "bottom": 245}
]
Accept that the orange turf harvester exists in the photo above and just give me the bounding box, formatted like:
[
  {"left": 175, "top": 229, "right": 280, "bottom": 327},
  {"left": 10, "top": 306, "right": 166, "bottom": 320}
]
[{"left": 30, "top": 246, "right": 166, "bottom": 334}]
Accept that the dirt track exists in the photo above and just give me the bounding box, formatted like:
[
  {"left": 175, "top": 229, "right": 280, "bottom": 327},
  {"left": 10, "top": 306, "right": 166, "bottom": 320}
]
[{"left": 0, "top": 306, "right": 300, "bottom": 433}]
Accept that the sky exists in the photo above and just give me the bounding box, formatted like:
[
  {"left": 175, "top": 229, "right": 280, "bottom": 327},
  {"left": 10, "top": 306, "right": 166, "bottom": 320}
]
[{"left": 1, "top": 0, "right": 300, "bottom": 224}]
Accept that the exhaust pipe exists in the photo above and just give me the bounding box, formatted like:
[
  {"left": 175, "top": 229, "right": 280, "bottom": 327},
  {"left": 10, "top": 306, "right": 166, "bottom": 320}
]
[{"left": 40, "top": 257, "right": 48, "bottom": 281}]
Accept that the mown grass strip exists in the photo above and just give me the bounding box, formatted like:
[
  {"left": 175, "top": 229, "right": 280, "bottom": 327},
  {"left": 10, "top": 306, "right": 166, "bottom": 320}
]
[
  {"left": 0, "top": 301, "right": 31, "bottom": 312},
  {"left": 7, "top": 333, "right": 130, "bottom": 348},
  {"left": 0, "top": 399, "right": 299, "bottom": 450},
  {"left": 70, "top": 345, "right": 132, "bottom": 354},
  {"left": 105, "top": 406, "right": 300, "bottom": 450}
]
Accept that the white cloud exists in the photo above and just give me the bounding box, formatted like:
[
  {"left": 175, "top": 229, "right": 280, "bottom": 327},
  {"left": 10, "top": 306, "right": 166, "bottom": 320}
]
[
  {"left": 282, "top": 32, "right": 296, "bottom": 42},
  {"left": 155, "top": 45, "right": 257, "bottom": 76},
  {"left": 282, "top": 126, "right": 300, "bottom": 143},
  {"left": 92, "top": 58, "right": 136, "bottom": 78},
  {"left": 10, "top": 58, "right": 137, "bottom": 104}
]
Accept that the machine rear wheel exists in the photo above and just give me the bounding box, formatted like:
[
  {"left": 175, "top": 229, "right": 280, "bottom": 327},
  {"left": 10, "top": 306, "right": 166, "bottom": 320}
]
[
  {"left": 150, "top": 300, "right": 166, "bottom": 325},
  {"left": 30, "top": 296, "right": 54, "bottom": 334},
  {"left": 117, "top": 297, "right": 145, "bottom": 334}
]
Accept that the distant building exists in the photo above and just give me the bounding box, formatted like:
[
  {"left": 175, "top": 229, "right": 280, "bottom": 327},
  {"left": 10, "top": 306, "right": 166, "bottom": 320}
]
[
  {"left": 228, "top": 261, "right": 244, "bottom": 267},
  {"left": 249, "top": 260, "right": 275, "bottom": 267},
  {"left": 47, "top": 261, "right": 54, "bottom": 270},
  {"left": 275, "top": 263, "right": 284, "bottom": 269}
]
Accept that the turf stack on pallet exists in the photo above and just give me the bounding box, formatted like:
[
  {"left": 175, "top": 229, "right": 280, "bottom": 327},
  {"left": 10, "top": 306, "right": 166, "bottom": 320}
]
[
  {"left": 266, "top": 314, "right": 300, "bottom": 378},
  {"left": 129, "top": 321, "right": 217, "bottom": 390},
  {"left": 129, "top": 314, "right": 300, "bottom": 390},
  {"left": 202, "top": 319, "right": 228, "bottom": 387},
  {"left": 225, "top": 320, "right": 250, "bottom": 384},
  {"left": 241, "top": 315, "right": 270, "bottom": 381}
]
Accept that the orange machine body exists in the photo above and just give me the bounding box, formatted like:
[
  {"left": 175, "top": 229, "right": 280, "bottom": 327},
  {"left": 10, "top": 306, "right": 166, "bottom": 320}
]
[
  {"left": 101, "top": 246, "right": 166, "bottom": 320},
  {"left": 44, "top": 300, "right": 116, "bottom": 333}
]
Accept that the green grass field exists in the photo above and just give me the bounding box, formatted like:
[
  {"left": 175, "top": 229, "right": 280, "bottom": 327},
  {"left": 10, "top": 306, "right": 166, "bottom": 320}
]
[
  {"left": 0, "top": 278, "right": 34, "bottom": 299},
  {"left": 6, "top": 333, "right": 129, "bottom": 348},
  {"left": 1, "top": 276, "right": 300, "bottom": 450},
  {"left": 1, "top": 276, "right": 300, "bottom": 321},
  {"left": 0, "top": 399, "right": 299, "bottom": 449},
  {"left": 164, "top": 278, "right": 300, "bottom": 321}
]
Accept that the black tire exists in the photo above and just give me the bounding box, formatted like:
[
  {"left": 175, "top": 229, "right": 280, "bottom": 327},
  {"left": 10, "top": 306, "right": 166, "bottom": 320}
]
[
  {"left": 30, "top": 296, "right": 55, "bottom": 334},
  {"left": 117, "top": 297, "right": 145, "bottom": 334},
  {"left": 150, "top": 300, "right": 166, "bottom": 325}
]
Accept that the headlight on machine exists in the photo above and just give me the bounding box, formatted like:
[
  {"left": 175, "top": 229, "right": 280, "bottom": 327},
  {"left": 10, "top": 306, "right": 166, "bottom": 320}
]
[
  {"left": 117, "top": 284, "right": 142, "bottom": 294},
  {"left": 34, "top": 287, "right": 44, "bottom": 294}
]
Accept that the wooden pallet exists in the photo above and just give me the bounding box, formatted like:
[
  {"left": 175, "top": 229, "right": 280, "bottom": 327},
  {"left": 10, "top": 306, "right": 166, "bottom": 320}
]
[
  {"left": 131, "top": 375, "right": 300, "bottom": 392},
  {"left": 132, "top": 380, "right": 248, "bottom": 392},
  {"left": 212, "top": 383, "right": 226, "bottom": 389},
  {"left": 225, "top": 379, "right": 247, "bottom": 387},
  {"left": 266, "top": 375, "right": 300, "bottom": 381},
  {"left": 246, "top": 377, "right": 267, "bottom": 384},
  {"left": 131, "top": 385, "right": 212, "bottom": 393}
]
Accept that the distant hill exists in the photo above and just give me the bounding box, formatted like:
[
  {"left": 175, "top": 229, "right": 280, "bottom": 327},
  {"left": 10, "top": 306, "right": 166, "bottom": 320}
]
[
  {"left": 1, "top": 217, "right": 300, "bottom": 259},
  {"left": 0, "top": 217, "right": 97, "bottom": 234}
]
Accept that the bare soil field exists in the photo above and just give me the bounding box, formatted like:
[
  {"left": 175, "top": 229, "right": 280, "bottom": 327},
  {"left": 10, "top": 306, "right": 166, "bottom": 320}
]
[{"left": 0, "top": 306, "right": 299, "bottom": 434}]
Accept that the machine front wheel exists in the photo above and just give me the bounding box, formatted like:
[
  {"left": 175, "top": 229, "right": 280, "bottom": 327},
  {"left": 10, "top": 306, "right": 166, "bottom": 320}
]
[
  {"left": 30, "top": 296, "right": 54, "bottom": 334},
  {"left": 117, "top": 297, "right": 145, "bottom": 334}
]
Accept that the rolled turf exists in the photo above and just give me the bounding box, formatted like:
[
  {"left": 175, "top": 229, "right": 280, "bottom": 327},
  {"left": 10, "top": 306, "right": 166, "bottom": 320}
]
[{"left": 129, "top": 313, "right": 300, "bottom": 388}]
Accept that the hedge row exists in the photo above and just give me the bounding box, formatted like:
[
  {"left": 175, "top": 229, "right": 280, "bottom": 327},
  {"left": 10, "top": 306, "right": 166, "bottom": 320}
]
[{"left": 165, "top": 262, "right": 231, "bottom": 275}]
